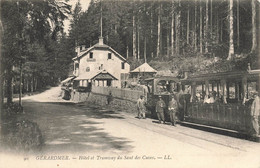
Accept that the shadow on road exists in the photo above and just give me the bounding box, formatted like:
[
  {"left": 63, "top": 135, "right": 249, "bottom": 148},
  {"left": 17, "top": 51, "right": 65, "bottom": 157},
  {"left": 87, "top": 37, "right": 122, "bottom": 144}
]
[{"left": 20, "top": 101, "right": 133, "bottom": 154}]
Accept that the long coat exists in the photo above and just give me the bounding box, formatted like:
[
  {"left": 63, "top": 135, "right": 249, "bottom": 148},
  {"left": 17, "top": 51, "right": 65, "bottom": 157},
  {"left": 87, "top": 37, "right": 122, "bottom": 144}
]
[{"left": 156, "top": 99, "right": 166, "bottom": 113}]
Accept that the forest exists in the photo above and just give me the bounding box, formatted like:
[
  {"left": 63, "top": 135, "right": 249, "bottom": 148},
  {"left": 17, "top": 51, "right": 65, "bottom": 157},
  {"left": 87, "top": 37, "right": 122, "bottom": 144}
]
[{"left": 0, "top": 0, "right": 260, "bottom": 107}]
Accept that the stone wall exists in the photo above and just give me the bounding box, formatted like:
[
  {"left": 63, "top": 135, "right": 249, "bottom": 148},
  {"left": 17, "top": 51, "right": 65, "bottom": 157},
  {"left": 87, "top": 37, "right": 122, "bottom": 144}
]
[
  {"left": 71, "top": 91, "right": 90, "bottom": 103},
  {"left": 71, "top": 91, "right": 138, "bottom": 114}
]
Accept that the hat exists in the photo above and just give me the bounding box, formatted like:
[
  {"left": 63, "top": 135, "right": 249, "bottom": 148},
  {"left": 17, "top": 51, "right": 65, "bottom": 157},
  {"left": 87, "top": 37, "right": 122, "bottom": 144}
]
[
  {"left": 252, "top": 91, "right": 258, "bottom": 96},
  {"left": 158, "top": 95, "right": 162, "bottom": 98},
  {"left": 140, "top": 95, "right": 144, "bottom": 98}
]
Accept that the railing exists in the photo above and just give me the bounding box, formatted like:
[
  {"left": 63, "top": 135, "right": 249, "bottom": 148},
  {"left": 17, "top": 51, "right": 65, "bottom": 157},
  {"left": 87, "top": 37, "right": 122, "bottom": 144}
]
[
  {"left": 91, "top": 86, "right": 144, "bottom": 102},
  {"left": 185, "top": 102, "right": 251, "bottom": 133}
]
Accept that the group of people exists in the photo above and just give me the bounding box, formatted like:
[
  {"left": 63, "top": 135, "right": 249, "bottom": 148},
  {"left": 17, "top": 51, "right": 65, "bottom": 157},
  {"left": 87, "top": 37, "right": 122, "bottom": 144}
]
[
  {"left": 194, "top": 91, "right": 222, "bottom": 104},
  {"left": 136, "top": 91, "right": 259, "bottom": 137},
  {"left": 137, "top": 94, "right": 179, "bottom": 126}
]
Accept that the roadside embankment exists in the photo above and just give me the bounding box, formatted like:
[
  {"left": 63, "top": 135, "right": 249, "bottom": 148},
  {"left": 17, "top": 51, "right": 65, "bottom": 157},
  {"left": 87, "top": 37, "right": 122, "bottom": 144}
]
[{"left": 71, "top": 91, "right": 138, "bottom": 115}]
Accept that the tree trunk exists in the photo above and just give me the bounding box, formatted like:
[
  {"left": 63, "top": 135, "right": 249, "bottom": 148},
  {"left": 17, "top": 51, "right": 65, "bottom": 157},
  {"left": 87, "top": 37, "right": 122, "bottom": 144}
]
[
  {"left": 19, "top": 61, "right": 22, "bottom": 106},
  {"left": 0, "top": 20, "right": 3, "bottom": 118},
  {"left": 34, "top": 77, "right": 37, "bottom": 91},
  {"left": 227, "top": 0, "right": 235, "bottom": 60},
  {"left": 216, "top": 10, "right": 219, "bottom": 43},
  {"left": 187, "top": 4, "right": 190, "bottom": 45},
  {"left": 175, "top": 0, "right": 181, "bottom": 55},
  {"left": 150, "top": 9, "right": 154, "bottom": 58},
  {"left": 137, "top": 23, "right": 140, "bottom": 60},
  {"left": 144, "top": 36, "right": 147, "bottom": 62},
  {"left": 126, "top": 45, "right": 129, "bottom": 59},
  {"left": 167, "top": 27, "right": 170, "bottom": 57},
  {"left": 251, "top": 0, "right": 257, "bottom": 53},
  {"left": 194, "top": 0, "right": 197, "bottom": 51},
  {"left": 171, "top": 1, "right": 175, "bottom": 56},
  {"left": 220, "top": 15, "right": 223, "bottom": 42},
  {"left": 26, "top": 78, "right": 29, "bottom": 92},
  {"left": 210, "top": 0, "right": 213, "bottom": 41},
  {"left": 204, "top": 0, "right": 209, "bottom": 53},
  {"left": 6, "top": 66, "right": 13, "bottom": 105},
  {"left": 133, "top": 15, "right": 137, "bottom": 59},
  {"left": 200, "top": 0, "right": 203, "bottom": 54},
  {"left": 31, "top": 77, "right": 34, "bottom": 93},
  {"left": 237, "top": 0, "right": 240, "bottom": 48},
  {"left": 156, "top": 4, "right": 161, "bottom": 58}
]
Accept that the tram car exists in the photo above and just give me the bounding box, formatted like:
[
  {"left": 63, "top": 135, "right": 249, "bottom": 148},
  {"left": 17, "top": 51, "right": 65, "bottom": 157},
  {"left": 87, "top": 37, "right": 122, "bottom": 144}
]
[
  {"left": 144, "top": 76, "right": 190, "bottom": 121},
  {"left": 180, "top": 68, "right": 260, "bottom": 136}
]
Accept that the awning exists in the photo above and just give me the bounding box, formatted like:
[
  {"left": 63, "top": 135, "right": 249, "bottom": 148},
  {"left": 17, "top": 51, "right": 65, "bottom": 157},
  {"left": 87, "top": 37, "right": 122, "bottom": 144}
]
[
  {"left": 74, "top": 69, "right": 118, "bottom": 81},
  {"left": 93, "top": 72, "right": 117, "bottom": 80},
  {"left": 74, "top": 71, "right": 99, "bottom": 80},
  {"left": 61, "top": 76, "right": 75, "bottom": 84}
]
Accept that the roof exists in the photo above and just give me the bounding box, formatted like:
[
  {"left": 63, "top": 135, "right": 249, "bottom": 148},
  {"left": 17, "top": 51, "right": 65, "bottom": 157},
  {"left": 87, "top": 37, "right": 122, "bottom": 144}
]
[
  {"left": 130, "top": 63, "right": 157, "bottom": 73},
  {"left": 72, "top": 42, "right": 128, "bottom": 63},
  {"left": 74, "top": 69, "right": 118, "bottom": 81},
  {"left": 93, "top": 72, "right": 117, "bottom": 80},
  {"left": 74, "top": 71, "right": 98, "bottom": 80},
  {"left": 145, "top": 76, "right": 180, "bottom": 82},
  {"left": 181, "top": 70, "right": 260, "bottom": 84},
  {"left": 61, "top": 76, "right": 76, "bottom": 84}
]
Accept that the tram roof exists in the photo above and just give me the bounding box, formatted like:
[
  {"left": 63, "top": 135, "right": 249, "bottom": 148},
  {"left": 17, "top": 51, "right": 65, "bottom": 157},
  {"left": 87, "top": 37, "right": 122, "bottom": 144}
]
[
  {"left": 181, "top": 70, "right": 260, "bottom": 83},
  {"left": 145, "top": 76, "right": 180, "bottom": 82}
]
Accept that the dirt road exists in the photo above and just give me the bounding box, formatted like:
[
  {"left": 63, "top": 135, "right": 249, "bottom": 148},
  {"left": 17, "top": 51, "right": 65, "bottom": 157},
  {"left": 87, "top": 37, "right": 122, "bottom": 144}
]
[{"left": 1, "top": 87, "right": 260, "bottom": 168}]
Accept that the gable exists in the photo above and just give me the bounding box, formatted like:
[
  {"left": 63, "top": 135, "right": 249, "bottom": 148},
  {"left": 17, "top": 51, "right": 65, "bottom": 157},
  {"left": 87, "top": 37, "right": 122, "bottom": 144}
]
[
  {"left": 93, "top": 72, "right": 118, "bottom": 80},
  {"left": 73, "top": 45, "right": 128, "bottom": 64}
]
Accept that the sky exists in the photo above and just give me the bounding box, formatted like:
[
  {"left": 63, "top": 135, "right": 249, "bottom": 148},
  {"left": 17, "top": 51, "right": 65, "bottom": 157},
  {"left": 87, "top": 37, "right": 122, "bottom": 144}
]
[{"left": 63, "top": 0, "right": 91, "bottom": 34}]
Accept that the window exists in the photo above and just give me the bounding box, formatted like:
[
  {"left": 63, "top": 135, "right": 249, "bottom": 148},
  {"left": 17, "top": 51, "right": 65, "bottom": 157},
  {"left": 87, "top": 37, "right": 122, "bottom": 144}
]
[
  {"left": 108, "top": 53, "right": 112, "bottom": 59},
  {"left": 121, "top": 62, "right": 125, "bottom": 69},
  {"left": 89, "top": 52, "right": 93, "bottom": 59}
]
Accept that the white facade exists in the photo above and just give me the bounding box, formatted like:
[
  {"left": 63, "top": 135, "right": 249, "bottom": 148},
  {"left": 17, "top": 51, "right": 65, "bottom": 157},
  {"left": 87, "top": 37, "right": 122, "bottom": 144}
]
[{"left": 73, "top": 37, "right": 130, "bottom": 88}]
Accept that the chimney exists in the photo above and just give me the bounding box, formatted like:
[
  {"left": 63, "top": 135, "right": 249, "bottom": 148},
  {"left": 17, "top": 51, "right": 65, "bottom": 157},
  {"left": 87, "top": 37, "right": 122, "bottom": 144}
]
[
  {"left": 75, "top": 46, "right": 80, "bottom": 55},
  {"left": 183, "top": 71, "right": 188, "bottom": 79},
  {"left": 99, "top": 36, "right": 104, "bottom": 45},
  {"left": 81, "top": 45, "right": 86, "bottom": 51}
]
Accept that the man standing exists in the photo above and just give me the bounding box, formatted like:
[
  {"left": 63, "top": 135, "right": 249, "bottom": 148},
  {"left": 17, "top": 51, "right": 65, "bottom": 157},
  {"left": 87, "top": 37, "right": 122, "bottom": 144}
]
[
  {"left": 137, "top": 95, "right": 146, "bottom": 119},
  {"left": 251, "top": 92, "right": 260, "bottom": 136},
  {"left": 107, "top": 91, "right": 113, "bottom": 105},
  {"left": 168, "top": 94, "right": 178, "bottom": 126},
  {"left": 156, "top": 96, "right": 166, "bottom": 124}
]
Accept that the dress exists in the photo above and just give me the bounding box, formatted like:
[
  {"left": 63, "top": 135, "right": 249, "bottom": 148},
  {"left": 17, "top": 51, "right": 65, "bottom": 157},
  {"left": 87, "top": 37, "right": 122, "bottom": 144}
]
[
  {"left": 250, "top": 96, "right": 260, "bottom": 136},
  {"left": 137, "top": 98, "right": 146, "bottom": 118}
]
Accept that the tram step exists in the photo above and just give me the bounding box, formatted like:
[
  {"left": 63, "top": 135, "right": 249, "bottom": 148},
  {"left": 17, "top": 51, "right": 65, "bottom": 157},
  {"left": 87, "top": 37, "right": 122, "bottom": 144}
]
[{"left": 178, "top": 121, "right": 260, "bottom": 142}]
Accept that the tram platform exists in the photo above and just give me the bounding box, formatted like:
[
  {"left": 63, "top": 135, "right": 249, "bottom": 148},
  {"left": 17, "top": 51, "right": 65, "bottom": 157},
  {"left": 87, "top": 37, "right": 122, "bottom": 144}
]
[{"left": 178, "top": 121, "right": 260, "bottom": 142}]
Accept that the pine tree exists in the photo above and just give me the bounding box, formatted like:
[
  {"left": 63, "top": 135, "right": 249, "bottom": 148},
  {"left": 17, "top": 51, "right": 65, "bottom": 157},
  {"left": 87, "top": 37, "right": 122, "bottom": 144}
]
[{"left": 227, "top": 0, "right": 235, "bottom": 60}]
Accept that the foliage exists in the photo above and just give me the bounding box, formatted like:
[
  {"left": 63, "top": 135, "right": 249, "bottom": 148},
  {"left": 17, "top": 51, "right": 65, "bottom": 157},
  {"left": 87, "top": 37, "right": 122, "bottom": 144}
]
[
  {"left": 2, "top": 118, "right": 44, "bottom": 151},
  {"left": 67, "top": 0, "right": 258, "bottom": 65},
  {"left": 3, "top": 102, "right": 23, "bottom": 116},
  {"left": 2, "top": 103, "right": 43, "bottom": 151},
  {"left": 1, "top": 0, "right": 72, "bottom": 102}
]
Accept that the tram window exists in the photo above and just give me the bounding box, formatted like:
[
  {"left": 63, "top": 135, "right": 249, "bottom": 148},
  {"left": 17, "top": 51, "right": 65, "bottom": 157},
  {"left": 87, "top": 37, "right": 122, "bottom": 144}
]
[
  {"left": 209, "top": 83, "right": 218, "bottom": 92},
  {"left": 247, "top": 82, "right": 257, "bottom": 99},
  {"left": 228, "top": 83, "right": 236, "bottom": 99},
  {"left": 195, "top": 85, "right": 205, "bottom": 102},
  {"left": 157, "top": 80, "right": 167, "bottom": 93},
  {"left": 184, "top": 85, "right": 191, "bottom": 94}
]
